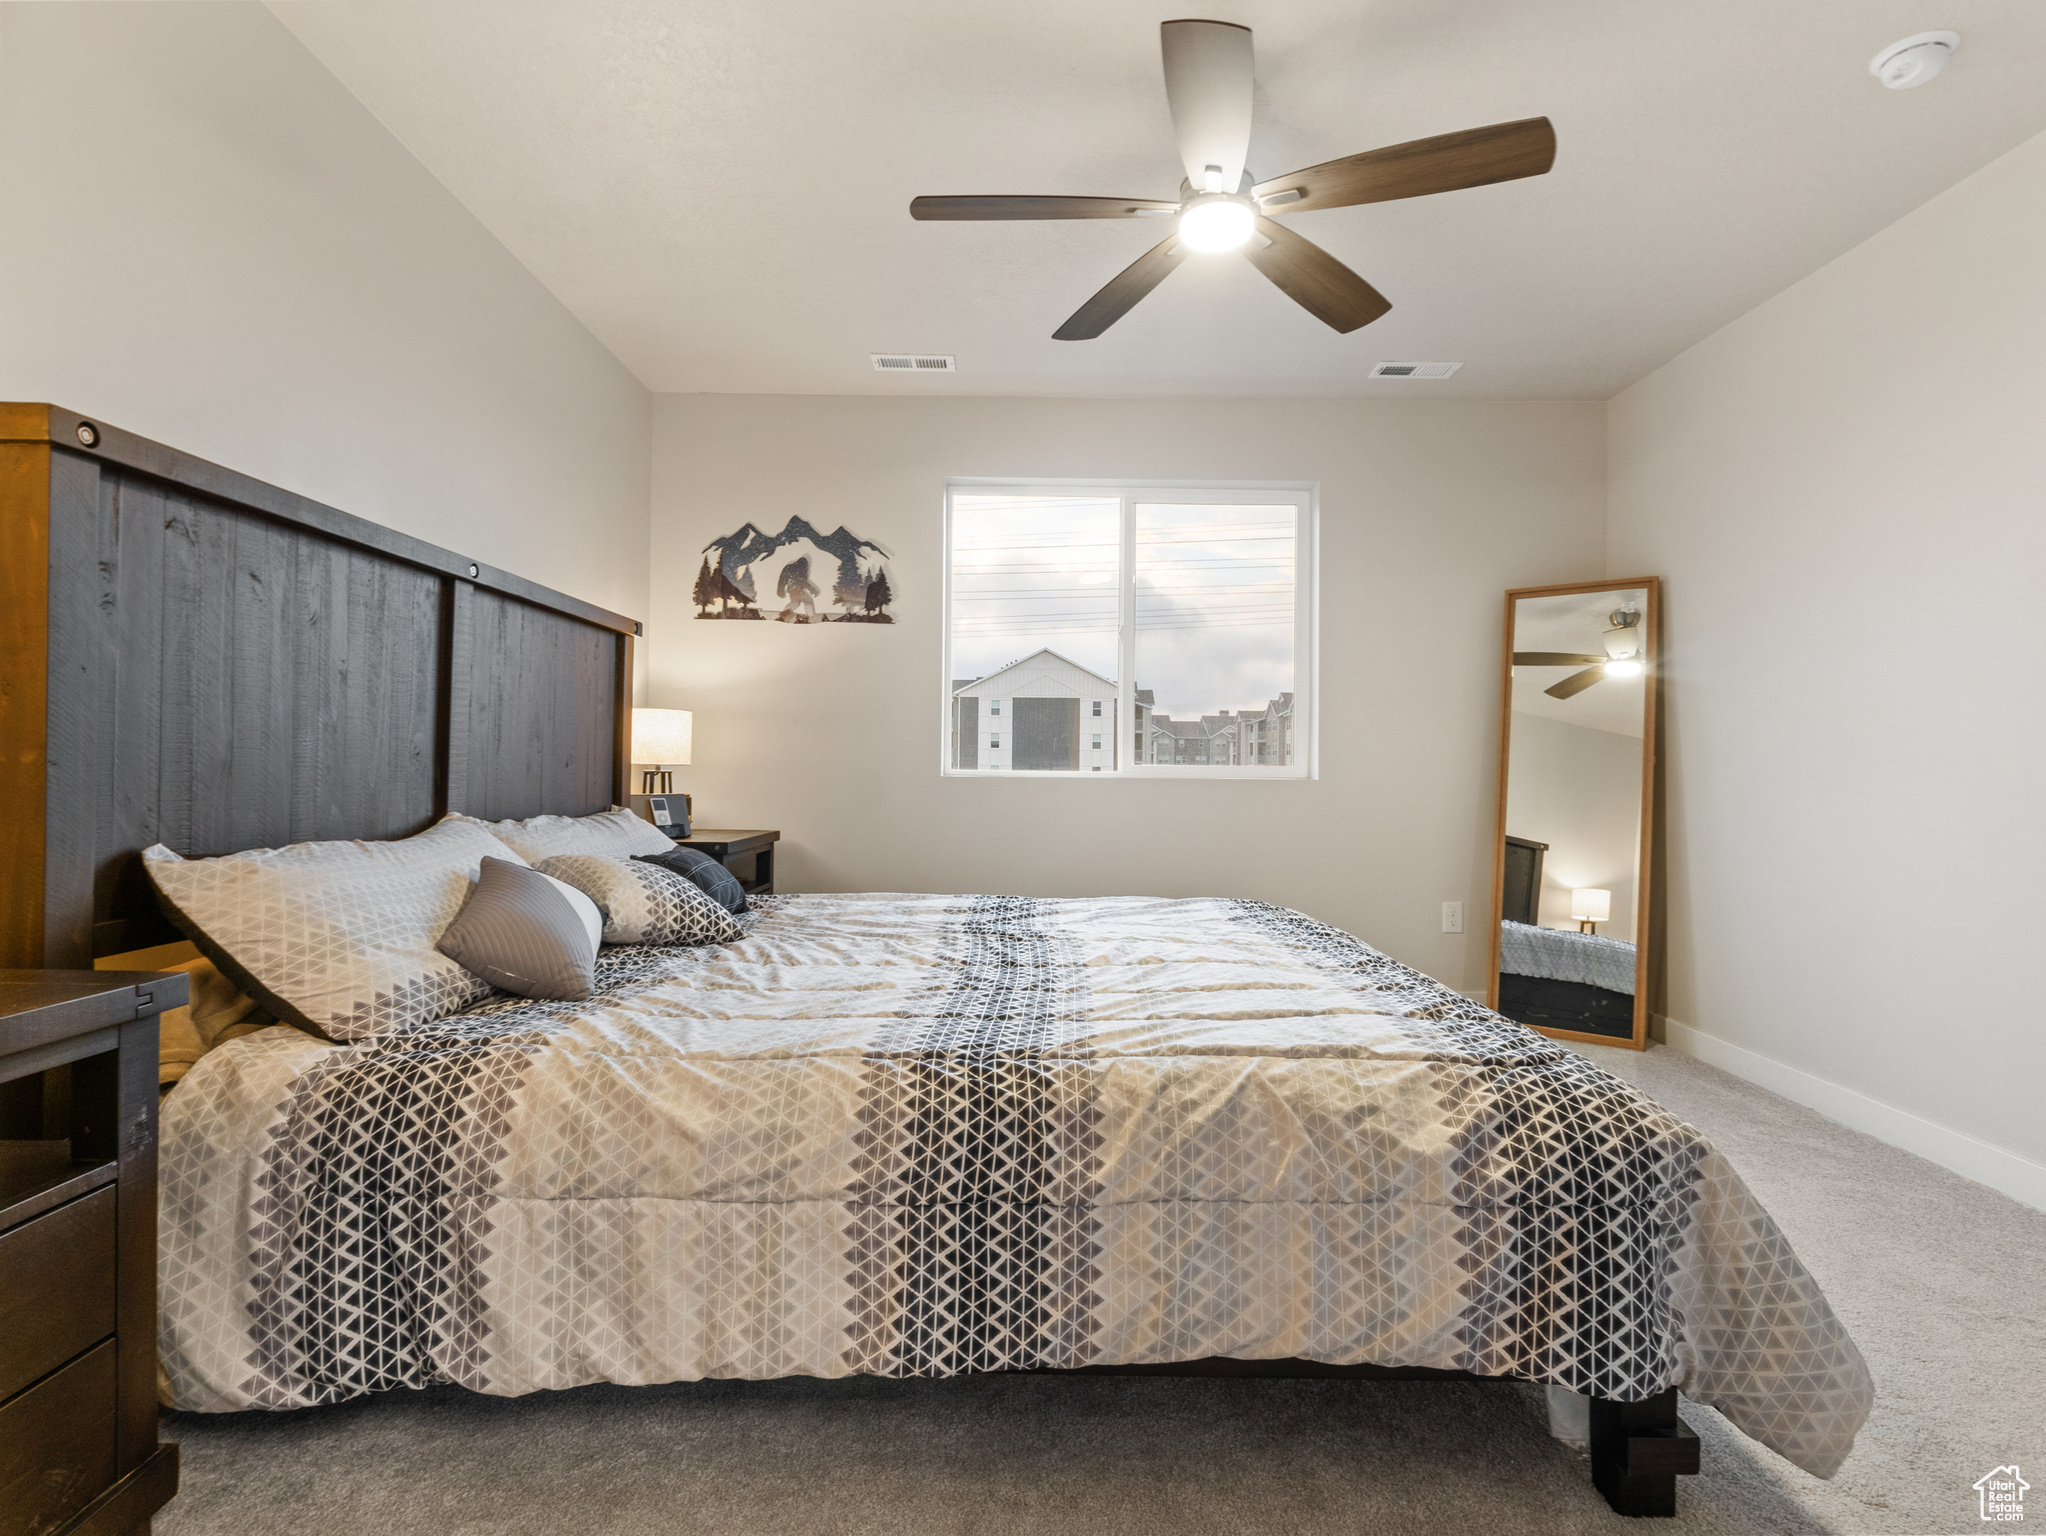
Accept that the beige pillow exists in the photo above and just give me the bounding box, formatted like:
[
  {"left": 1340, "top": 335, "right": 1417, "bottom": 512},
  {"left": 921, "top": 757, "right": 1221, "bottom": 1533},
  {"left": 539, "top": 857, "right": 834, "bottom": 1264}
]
[
  {"left": 536, "top": 855, "right": 742, "bottom": 946},
  {"left": 99, "top": 942, "right": 275, "bottom": 1086},
  {"left": 449, "top": 806, "right": 675, "bottom": 863},
  {"left": 143, "top": 816, "right": 526, "bottom": 1042}
]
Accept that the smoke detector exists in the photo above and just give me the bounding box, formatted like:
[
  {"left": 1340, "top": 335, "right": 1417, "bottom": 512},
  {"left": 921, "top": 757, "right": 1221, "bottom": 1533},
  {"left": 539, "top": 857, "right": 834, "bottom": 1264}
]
[
  {"left": 872, "top": 353, "right": 957, "bottom": 372},
  {"left": 1370, "top": 361, "right": 1462, "bottom": 379},
  {"left": 1870, "top": 31, "right": 1959, "bottom": 90}
]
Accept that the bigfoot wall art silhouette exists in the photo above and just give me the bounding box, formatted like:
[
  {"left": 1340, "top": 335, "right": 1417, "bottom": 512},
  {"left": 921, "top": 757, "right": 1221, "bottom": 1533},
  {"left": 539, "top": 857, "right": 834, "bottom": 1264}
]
[{"left": 694, "top": 518, "right": 894, "bottom": 624}]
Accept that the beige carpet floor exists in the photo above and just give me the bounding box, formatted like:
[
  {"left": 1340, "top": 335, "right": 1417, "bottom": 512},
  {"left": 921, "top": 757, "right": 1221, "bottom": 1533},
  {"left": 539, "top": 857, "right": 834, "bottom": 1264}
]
[{"left": 158, "top": 1041, "right": 2046, "bottom": 1536}]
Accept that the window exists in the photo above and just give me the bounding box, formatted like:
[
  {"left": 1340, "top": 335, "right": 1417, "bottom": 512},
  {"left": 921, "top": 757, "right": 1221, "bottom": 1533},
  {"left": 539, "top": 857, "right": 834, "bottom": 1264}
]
[
  {"left": 990, "top": 735, "right": 1001, "bottom": 749},
  {"left": 945, "top": 484, "right": 1312, "bottom": 777}
]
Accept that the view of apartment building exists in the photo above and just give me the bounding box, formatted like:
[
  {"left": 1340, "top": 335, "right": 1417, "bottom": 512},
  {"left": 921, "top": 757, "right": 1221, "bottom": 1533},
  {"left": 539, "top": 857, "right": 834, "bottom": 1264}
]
[
  {"left": 950, "top": 650, "right": 1294, "bottom": 771},
  {"left": 1142, "top": 692, "right": 1295, "bottom": 766}
]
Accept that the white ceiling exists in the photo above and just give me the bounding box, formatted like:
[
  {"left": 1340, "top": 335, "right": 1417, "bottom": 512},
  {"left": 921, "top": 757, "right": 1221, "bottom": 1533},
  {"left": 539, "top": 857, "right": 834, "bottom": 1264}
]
[
  {"left": 1512, "top": 587, "right": 1648, "bottom": 737},
  {"left": 269, "top": 0, "right": 2046, "bottom": 399}
]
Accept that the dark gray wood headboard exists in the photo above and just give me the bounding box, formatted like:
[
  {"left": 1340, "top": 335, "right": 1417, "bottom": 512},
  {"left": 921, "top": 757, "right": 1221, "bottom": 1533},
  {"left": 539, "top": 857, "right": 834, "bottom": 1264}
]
[{"left": 1, "top": 403, "right": 638, "bottom": 967}]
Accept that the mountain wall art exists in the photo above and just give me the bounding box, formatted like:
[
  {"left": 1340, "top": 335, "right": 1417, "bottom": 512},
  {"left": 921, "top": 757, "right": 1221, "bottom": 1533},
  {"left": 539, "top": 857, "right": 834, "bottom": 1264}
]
[{"left": 694, "top": 517, "right": 893, "bottom": 624}]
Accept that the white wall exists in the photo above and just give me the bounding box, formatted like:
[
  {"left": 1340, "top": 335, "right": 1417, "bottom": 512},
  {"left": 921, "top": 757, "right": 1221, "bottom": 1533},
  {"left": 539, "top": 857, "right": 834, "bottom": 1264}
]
[
  {"left": 1608, "top": 128, "right": 2046, "bottom": 1203},
  {"left": 0, "top": 2, "right": 649, "bottom": 626},
  {"left": 650, "top": 393, "right": 1604, "bottom": 987},
  {"left": 1504, "top": 711, "right": 1641, "bottom": 936}
]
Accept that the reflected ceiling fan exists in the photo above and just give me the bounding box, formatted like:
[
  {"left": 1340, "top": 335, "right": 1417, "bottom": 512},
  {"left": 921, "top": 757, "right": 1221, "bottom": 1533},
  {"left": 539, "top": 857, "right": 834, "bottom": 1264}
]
[
  {"left": 909, "top": 19, "right": 1555, "bottom": 339},
  {"left": 1516, "top": 606, "right": 1644, "bottom": 699}
]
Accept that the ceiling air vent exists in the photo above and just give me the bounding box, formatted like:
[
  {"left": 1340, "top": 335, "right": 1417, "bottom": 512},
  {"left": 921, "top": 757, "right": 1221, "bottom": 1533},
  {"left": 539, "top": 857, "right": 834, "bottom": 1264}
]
[
  {"left": 872, "top": 353, "right": 957, "bottom": 372},
  {"left": 1370, "top": 361, "right": 1463, "bottom": 379}
]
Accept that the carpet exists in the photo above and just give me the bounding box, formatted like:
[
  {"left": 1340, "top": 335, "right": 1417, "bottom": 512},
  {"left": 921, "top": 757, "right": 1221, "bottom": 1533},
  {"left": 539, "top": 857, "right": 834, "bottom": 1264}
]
[{"left": 158, "top": 1041, "right": 2045, "bottom": 1535}]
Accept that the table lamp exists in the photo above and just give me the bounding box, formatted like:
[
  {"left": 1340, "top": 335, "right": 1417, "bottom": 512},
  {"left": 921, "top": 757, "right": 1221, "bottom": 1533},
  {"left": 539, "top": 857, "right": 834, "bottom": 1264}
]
[
  {"left": 631, "top": 708, "right": 692, "bottom": 795},
  {"left": 1571, "top": 888, "right": 1611, "bottom": 935}
]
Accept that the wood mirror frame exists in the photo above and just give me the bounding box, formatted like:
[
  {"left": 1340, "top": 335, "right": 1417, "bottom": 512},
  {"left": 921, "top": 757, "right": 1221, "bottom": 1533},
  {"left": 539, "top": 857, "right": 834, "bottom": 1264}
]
[{"left": 1486, "top": 576, "right": 1660, "bottom": 1051}]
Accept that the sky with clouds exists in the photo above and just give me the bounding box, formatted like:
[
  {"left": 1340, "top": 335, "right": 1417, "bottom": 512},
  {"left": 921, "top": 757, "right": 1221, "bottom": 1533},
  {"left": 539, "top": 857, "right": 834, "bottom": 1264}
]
[{"left": 951, "top": 495, "right": 1296, "bottom": 724}]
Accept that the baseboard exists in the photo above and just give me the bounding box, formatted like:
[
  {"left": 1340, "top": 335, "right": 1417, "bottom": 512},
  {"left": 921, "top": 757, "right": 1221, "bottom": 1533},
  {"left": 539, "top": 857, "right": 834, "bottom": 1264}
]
[{"left": 1656, "top": 1014, "right": 2046, "bottom": 1213}]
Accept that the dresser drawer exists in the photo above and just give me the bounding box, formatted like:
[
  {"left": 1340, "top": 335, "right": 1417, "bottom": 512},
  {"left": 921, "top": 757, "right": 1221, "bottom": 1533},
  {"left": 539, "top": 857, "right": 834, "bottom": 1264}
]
[
  {"left": 0, "top": 1338, "right": 117, "bottom": 1536},
  {"left": 0, "top": 1185, "right": 117, "bottom": 1404}
]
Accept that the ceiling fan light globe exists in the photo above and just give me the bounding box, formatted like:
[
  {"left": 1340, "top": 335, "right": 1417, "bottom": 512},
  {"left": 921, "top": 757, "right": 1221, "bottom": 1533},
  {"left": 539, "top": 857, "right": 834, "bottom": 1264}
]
[
  {"left": 1603, "top": 658, "right": 1644, "bottom": 679},
  {"left": 1179, "top": 196, "right": 1255, "bottom": 252}
]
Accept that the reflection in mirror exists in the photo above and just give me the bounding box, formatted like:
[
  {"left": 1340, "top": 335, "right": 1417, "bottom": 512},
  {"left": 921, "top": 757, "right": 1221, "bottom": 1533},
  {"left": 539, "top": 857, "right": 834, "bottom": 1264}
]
[{"left": 1490, "top": 580, "right": 1658, "bottom": 1048}]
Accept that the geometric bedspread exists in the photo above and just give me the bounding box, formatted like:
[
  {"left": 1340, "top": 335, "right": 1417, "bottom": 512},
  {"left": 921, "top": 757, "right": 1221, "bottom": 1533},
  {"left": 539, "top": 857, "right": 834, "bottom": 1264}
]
[
  {"left": 1499, "top": 918, "right": 1638, "bottom": 994},
  {"left": 158, "top": 894, "right": 1873, "bottom": 1476}
]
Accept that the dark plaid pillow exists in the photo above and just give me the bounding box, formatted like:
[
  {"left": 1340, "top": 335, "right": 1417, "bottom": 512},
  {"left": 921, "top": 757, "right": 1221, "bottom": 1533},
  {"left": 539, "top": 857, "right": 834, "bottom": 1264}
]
[{"left": 634, "top": 845, "right": 749, "bottom": 915}]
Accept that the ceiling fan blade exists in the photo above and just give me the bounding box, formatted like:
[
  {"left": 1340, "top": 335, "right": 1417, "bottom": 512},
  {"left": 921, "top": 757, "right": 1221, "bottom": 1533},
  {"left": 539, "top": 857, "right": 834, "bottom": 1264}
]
[
  {"left": 1241, "top": 217, "right": 1390, "bottom": 333},
  {"left": 910, "top": 195, "right": 1178, "bottom": 221},
  {"left": 1160, "top": 19, "right": 1253, "bottom": 193},
  {"left": 1053, "top": 233, "right": 1188, "bottom": 340},
  {"left": 1253, "top": 117, "right": 1556, "bottom": 215},
  {"left": 1514, "top": 652, "right": 1605, "bottom": 667},
  {"left": 1544, "top": 664, "right": 1606, "bottom": 700}
]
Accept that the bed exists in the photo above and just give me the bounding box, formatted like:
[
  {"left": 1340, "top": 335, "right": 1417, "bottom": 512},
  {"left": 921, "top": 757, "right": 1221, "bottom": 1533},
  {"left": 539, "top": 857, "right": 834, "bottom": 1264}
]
[
  {"left": 158, "top": 892, "right": 1869, "bottom": 1480},
  {"left": 4, "top": 407, "right": 1873, "bottom": 1519},
  {"left": 1496, "top": 919, "right": 1639, "bottom": 1040}
]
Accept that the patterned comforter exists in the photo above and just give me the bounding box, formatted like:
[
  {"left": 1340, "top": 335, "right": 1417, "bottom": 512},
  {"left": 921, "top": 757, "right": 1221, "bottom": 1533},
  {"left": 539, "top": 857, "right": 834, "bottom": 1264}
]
[
  {"left": 1499, "top": 919, "right": 1638, "bottom": 995},
  {"left": 159, "top": 894, "right": 1872, "bottom": 1476}
]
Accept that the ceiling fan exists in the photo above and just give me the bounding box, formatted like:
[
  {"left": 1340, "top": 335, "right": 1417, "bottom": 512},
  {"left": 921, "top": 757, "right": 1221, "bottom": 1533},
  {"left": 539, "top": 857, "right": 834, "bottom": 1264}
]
[
  {"left": 1516, "top": 606, "right": 1644, "bottom": 699},
  {"left": 909, "top": 19, "right": 1555, "bottom": 340}
]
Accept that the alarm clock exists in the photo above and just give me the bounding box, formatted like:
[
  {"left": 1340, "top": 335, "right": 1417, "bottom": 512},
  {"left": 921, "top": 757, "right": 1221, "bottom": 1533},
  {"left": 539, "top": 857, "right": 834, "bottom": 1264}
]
[{"left": 645, "top": 794, "right": 691, "bottom": 837}]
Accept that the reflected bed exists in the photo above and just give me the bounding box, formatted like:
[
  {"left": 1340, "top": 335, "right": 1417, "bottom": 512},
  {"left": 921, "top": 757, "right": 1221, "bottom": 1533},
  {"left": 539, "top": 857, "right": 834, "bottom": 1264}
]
[{"left": 1496, "top": 919, "right": 1636, "bottom": 1039}]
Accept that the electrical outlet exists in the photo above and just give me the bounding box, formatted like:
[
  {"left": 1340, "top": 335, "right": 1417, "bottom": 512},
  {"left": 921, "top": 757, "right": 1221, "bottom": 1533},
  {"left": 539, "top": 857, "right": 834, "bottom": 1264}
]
[{"left": 1441, "top": 901, "right": 1464, "bottom": 934}]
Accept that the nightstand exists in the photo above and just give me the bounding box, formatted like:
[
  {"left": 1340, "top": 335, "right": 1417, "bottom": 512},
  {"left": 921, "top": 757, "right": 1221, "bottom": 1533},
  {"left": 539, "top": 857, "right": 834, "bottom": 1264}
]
[
  {"left": 1, "top": 971, "right": 187, "bottom": 1536},
  {"left": 673, "top": 830, "right": 779, "bottom": 896}
]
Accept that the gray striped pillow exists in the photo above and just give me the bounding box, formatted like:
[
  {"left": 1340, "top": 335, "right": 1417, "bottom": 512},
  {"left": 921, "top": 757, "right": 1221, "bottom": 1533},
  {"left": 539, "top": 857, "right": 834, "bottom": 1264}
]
[{"left": 436, "top": 858, "right": 603, "bottom": 1001}]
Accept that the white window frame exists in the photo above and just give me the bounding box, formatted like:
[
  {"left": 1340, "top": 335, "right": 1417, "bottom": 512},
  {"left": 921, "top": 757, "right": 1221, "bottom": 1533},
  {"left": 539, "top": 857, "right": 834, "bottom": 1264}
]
[{"left": 941, "top": 479, "right": 1317, "bottom": 780}]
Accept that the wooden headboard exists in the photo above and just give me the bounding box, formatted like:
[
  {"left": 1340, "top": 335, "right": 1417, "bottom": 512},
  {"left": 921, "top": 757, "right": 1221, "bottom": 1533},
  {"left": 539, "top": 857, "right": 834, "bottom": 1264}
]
[{"left": 1, "top": 403, "right": 639, "bottom": 968}]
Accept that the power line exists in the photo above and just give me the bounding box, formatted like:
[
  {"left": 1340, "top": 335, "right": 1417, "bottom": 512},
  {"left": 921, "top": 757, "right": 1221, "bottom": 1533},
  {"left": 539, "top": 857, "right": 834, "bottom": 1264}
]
[
  {"left": 954, "top": 562, "right": 1293, "bottom": 573},
  {"left": 954, "top": 622, "right": 1291, "bottom": 637},
  {"left": 956, "top": 586, "right": 1291, "bottom": 598},
  {"left": 954, "top": 535, "right": 1292, "bottom": 552},
  {"left": 953, "top": 607, "right": 1295, "bottom": 627}
]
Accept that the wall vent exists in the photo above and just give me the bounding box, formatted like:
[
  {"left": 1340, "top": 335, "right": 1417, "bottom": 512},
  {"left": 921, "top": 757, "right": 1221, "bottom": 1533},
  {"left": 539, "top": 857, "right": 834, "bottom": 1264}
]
[
  {"left": 1370, "top": 361, "right": 1462, "bottom": 379},
  {"left": 872, "top": 354, "right": 957, "bottom": 372}
]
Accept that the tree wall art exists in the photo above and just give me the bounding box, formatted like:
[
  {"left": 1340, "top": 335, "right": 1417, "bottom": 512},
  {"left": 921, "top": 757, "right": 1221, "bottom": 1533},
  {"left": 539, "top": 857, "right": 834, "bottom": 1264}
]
[{"left": 693, "top": 517, "right": 893, "bottom": 624}]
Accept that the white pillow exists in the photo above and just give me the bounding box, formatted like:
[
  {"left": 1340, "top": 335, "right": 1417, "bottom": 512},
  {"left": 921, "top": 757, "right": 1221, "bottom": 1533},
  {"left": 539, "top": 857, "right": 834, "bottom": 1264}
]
[
  {"left": 449, "top": 806, "right": 674, "bottom": 863},
  {"left": 436, "top": 859, "right": 606, "bottom": 1003},
  {"left": 142, "top": 816, "right": 527, "bottom": 1041},
  {"left": 537, "top": 872, "right": 605, "bottom": 956},
  {"left": 536, "top": 856, "right": 743, "bottom": 946}
]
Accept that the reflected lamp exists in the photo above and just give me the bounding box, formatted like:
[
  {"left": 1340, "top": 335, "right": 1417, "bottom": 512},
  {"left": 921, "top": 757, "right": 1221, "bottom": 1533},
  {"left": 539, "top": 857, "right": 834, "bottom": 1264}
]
[
  {"left": 1570, "top": 888, "right": 1612, "bottom": 935},
  {"left": 631, "top": 708, "right": 692, "bottom": 795}
]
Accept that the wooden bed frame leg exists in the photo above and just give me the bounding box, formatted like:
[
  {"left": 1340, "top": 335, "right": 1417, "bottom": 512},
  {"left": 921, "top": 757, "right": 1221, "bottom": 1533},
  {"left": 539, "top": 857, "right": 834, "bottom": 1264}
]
[{"left": 1589, "top": 1388, "right": 1700, "bottom": 1516}]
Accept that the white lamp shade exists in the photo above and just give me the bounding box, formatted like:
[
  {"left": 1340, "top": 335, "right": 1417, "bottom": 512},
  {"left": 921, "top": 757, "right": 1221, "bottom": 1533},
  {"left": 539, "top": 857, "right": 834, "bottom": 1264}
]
[
  {"left": 630, "top": 708, "right": 692, "bottom": 766},
  {"left": 1570, "top": 888, "right": 1612, "bottom": 923}
]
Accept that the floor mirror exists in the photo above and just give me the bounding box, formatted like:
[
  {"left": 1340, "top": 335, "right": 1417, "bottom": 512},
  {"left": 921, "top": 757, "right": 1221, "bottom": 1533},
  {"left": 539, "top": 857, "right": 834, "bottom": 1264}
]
[{"left": 1487, "top": 577, "right": 1659, "bottom": 1049}]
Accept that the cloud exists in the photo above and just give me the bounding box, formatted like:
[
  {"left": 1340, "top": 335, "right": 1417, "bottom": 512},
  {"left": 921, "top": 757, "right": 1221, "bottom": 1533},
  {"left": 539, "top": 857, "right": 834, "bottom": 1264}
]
[{"left": 950, "top": 496, "right": 1295, "bottom": 719}]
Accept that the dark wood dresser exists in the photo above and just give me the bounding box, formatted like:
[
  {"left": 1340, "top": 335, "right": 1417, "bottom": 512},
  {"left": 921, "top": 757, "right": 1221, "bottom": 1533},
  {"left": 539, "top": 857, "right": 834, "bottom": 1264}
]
[{"left": 1, "top": 972, "right": 185, "bottom": 1536}]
